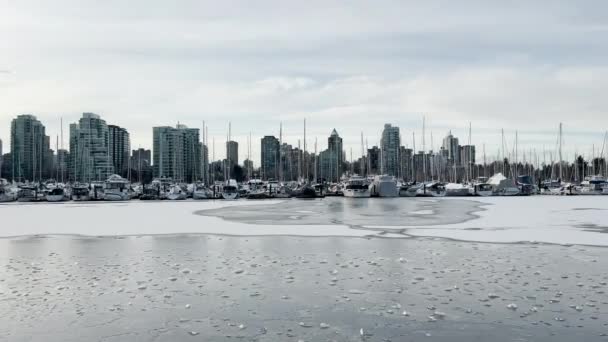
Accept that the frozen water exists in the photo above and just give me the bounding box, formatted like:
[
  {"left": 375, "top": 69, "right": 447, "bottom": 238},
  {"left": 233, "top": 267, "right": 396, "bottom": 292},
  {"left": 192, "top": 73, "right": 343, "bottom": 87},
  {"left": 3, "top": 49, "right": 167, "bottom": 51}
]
[
  {"left": 2, "top": 196, "right": 608, "bottom": 246},
  {"left": 1, "top": 197, "right": 608, "bottom": 341}
]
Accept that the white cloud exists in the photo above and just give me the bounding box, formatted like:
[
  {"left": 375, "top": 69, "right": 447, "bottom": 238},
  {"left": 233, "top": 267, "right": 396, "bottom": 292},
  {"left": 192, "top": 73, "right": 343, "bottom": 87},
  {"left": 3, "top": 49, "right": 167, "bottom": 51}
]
[{"left": 1, "top": 1, "right": 608, "bottom": 164}]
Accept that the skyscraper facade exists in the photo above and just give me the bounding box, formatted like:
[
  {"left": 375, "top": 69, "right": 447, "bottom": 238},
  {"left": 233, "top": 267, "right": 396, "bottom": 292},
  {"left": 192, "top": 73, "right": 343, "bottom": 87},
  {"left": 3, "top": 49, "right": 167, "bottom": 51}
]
[
  {"left": 69, "top": 113, "right": 113, "bottom": 182},
  {"left": 319, "top": 129, "right": 343, "bottom": 182},
  {"left": 108, "top": 125, "right": 130, "bottom": 178},
  {"left": 152, "top": 125, "right": 201, "bottom": 182},
  {"left": 10, "top": 114, "right": 49, "bottom": 182},
  {"left": 226, "top": 140, "right": 238, "bottom": 168},
  {"left": 367, "top": 146, "right": 380, "bottom": 175},
  {"left": 260, "top": 135, "right": 280, "bottom": 180},
  {"left": 442, "top": 131, "right": 461, "bottom": 165},
  {"left": 381, "top": 123, "right": 400, "bottom": 176}
]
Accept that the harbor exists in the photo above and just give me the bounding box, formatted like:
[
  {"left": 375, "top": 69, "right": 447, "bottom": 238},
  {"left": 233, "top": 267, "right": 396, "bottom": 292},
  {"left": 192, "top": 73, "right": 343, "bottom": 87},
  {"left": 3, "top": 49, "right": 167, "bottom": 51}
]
[{"left": 1, "top": 197, "right": 608, "bottom": 341}]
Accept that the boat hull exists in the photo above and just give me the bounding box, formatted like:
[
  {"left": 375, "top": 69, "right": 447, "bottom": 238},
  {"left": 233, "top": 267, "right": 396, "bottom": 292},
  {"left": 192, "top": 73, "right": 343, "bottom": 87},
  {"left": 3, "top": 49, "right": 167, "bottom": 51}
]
[
  {"left": 193, "top": 191, "right": 211, "bottom": 200},
  {"left": 343, "top": 189, "right": 371, "bottom": 198},
  {"left": 104, "top": 192, "right": 130, "bottom": 201},
  {"left": 46, "top": 195, "right": 66, "bottom": 202},
  {"left": 222, "top": 192, "right": 238, "bottom": 200}
]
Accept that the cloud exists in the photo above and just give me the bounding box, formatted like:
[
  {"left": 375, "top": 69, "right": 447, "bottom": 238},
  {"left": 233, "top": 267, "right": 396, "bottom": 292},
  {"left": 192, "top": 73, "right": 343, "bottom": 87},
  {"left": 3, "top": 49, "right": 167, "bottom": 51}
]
[{"left": 1, "top": 1, "right": 608, "bottom": 163}]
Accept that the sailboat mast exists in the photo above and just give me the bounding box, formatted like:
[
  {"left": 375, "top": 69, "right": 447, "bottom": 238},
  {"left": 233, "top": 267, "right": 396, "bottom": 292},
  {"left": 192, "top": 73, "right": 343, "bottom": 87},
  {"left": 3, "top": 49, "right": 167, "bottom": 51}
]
[{"left": 559, "top": 122, "right": 563, "bottom": 181}]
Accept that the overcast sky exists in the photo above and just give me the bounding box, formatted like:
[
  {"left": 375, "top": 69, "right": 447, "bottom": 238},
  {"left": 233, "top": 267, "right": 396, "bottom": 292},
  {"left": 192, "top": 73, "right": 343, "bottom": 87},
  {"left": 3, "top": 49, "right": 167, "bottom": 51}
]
[{"left": 1, "top": 0, "right": 608, "bottom": 164}]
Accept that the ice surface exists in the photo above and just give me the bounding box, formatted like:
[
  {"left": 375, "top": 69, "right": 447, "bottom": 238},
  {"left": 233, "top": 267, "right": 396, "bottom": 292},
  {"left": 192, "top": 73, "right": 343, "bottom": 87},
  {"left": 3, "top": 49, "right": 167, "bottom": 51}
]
[{"left": 1, "top": 196, "right": 608, "bottom": 246}]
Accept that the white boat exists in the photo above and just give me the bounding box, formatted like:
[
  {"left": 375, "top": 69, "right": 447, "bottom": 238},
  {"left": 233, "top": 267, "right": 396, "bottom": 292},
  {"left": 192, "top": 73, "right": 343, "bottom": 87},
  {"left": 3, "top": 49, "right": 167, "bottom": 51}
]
[
  {"left": 445, "top": 183, "right": 472, "bottom": 197},
  {"left": 104, "top": 174, "right": 130, "bottom": 201},
  {"left": 488, "top": 173, "right": 520, "bottom": 196},
  {"left": 399, "top": 183, "right": 420, "bottom": 197},
  {"left": 246, "top": 179, "right": 268, "bottom": 199},
  {"left": 71, "top": 183, "right": 90, "bottom": 201},
  {"left": 471, "top": 183, "right": 493, "bottom": 197},
  {"left": 17, "top": 185, "right": 41, "bottom": 202},
  {"left": 416, "top": 182, "right": 446, "bottom": 197},
  {"left": 193, "top": 183, "right": 212, "bottom": 199},
  {"left": 0, "top": 179, "right": 16, "bottom": 202},
  {"left": 370, "top": 175, "right": 398, "bottom": 197},
  {"left": 89, "top": 181, "right": 105, "bottom": 200},
  {"left": 222, "top": 179, "right": 239, "bottom": 200},
  {"left": 577, "top": 175, "right": 606, "bottom": 195},
  {"left": 343, "top": 175, "right": 371, "bottom": 198},
  {"left": 46, "top": 187, "right": 67, "bottom": 202},
  {"left": 167, "top": 184, "right": 187, "bottom": 200}
]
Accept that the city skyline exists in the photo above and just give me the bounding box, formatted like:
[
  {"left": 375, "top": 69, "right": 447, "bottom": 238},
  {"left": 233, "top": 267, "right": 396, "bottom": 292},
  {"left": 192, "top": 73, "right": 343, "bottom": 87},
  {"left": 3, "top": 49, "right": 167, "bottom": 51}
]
[{"left": 2, "top": 1, "right": 608, "bottom": 162}]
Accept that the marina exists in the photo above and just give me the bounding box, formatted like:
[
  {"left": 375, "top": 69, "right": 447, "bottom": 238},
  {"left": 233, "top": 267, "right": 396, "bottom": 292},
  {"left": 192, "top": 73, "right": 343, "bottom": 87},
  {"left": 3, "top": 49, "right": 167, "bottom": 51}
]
[{"left": 1, "top": 196, "right": 608, "bottom": 341}]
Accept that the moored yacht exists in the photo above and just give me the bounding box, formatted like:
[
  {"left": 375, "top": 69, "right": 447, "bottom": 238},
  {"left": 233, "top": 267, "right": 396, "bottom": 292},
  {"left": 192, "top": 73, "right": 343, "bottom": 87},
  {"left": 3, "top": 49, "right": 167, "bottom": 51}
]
[
  {"left": 488, "top": 173, "right": 520, "bottom": 196},
  {"left": 193, "top": 183, "right": 212, "bottom": 199},
  {"left": 0, "top": 179, "right": 16, "bottom": 202},
  {"left": 71, "top": 183, "right": 91, "bottom": 201},
  {"left": 416, "top": 182, "right": 446, "bottom": 197},
  {"left": 104, "top": 174, "right": 130, "bottom": 201},
  {"left": 46, "top": 187, "right": 67, "bottom": 202},
  {"left": 222, "top": 179, "right": 239, "bottom": 200},
  {"left": 343, "top": 175, "right": 371, "bottom": 198},
  {"left": 577, "top": 175, "right": 606, "bottom": 195},
  {"left": 167, "top": 184, "right": 187, "bottom": 200},
  {"left": 370, "top": 175, "right": 398, "bottom": 197},
  {"left": 17, "top": 184, "right": 41, "bottom": 202},
  {"left": 246, "top": 179, "right": 268, "bottom": 199},
  {"left": 445, "top": 183, "right": 471, "bottom": 197}
]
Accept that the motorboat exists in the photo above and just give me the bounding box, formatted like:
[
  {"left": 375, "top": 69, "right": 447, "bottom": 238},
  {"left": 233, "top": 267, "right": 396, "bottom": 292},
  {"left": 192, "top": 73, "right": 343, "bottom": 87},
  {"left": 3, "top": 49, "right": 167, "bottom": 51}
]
[
  {"left": 139, "top": 184, "right": 161, "bottom": 200},
  {"left": 17, "top": 184, "right": 41, "bottom": 202},
  {"left": 167, "top": 184, "right": 187, "bottom": 200},
  {"left": 416, "top": 182, "right": 446, "bottom": 197},
  {"left": 370, "top": 175, "right": 399, "bottom": 197},
  {"left": 294, "top": 184, "right": 319, "bottom": 199},
  {"left": 193, "top": 183, "right": 212, "bottom": 200},
  {"left": 89, "top": 181, "right": 105, "bottom": 201},
  {"left": 104, "top": 174, "right": 130, "bottom": 201},
  {"left": 246, "top": 179, "right": 268, "bottom": 199},
  {"left": 325, "top": 183, "right": 343, "bottom": 197},
  {"left": 399, "top": 183, "right": 420, "bottom": 197},
  {"left": 46, "top": 187, "right": 67, "bottom": 202},
  {"left": 488, "top": 173, "right": 520, "bottom": 196},
  {"left": 71, "top": 183, "right": 90, "bottom": 201},
  {"left": 445, "top": 183, "right": 471, "bottom": 197},
  {"left": 516, "top": 175, "right": 535, "bottom": 196},
  {"left": 471, "top": 183, "right": 493, "bottom": 197},
  {"left": 222, "top": 179, "right": 239, "bottom": 200},
  {"left": 343, "top": 175, "right": 371, "bottom": 198},
  {"left": 0, "top": 179, "right": 16, "bottom": 202},
  {"left": 577, "top": 175, "right": 606, "bottom": 195}
]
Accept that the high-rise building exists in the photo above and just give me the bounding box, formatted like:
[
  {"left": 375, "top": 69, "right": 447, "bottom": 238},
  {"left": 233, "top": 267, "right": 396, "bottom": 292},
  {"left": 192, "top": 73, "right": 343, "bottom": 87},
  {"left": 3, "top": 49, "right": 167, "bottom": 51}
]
[
  {"left": 442, "top": 131, "right": 460, "bottom": 165},
  {"left": 400, "top": 147, "right": 413, "bottom": 181},
  {"left": 367, "top": 146, "right": 380, "bottom": 175},
  {"left": 226, "top": 140, "right": 238, "bottom": 167},
  {"left": 56, "top": 149, "right": 69, "bottom": 182},
  {"left": 69, "top": 113, "right": 113, "bottom": 182},
  {"left": 413, "top": 151, "right": 432, "bottom": 182},
  {"left": 319, "top": 129, "right": 343, "bottom": 182},
  {"left": 260, "top": 135, "right": 280, "bottom": 180},
  {"left": 108, "top": 125, "right": 130, "bottom": 178},
  {"left": 381, "top": 123, "right": 400, "bottom": 176},
  {"left": 131, "top": 148, "right": 151, "bottom": 171},
  {"left": 10, "top": 114, "right": 49, "bottom": 182},
  {"left": 153, "top": 124, "right": 201, "bottom": 182}
]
